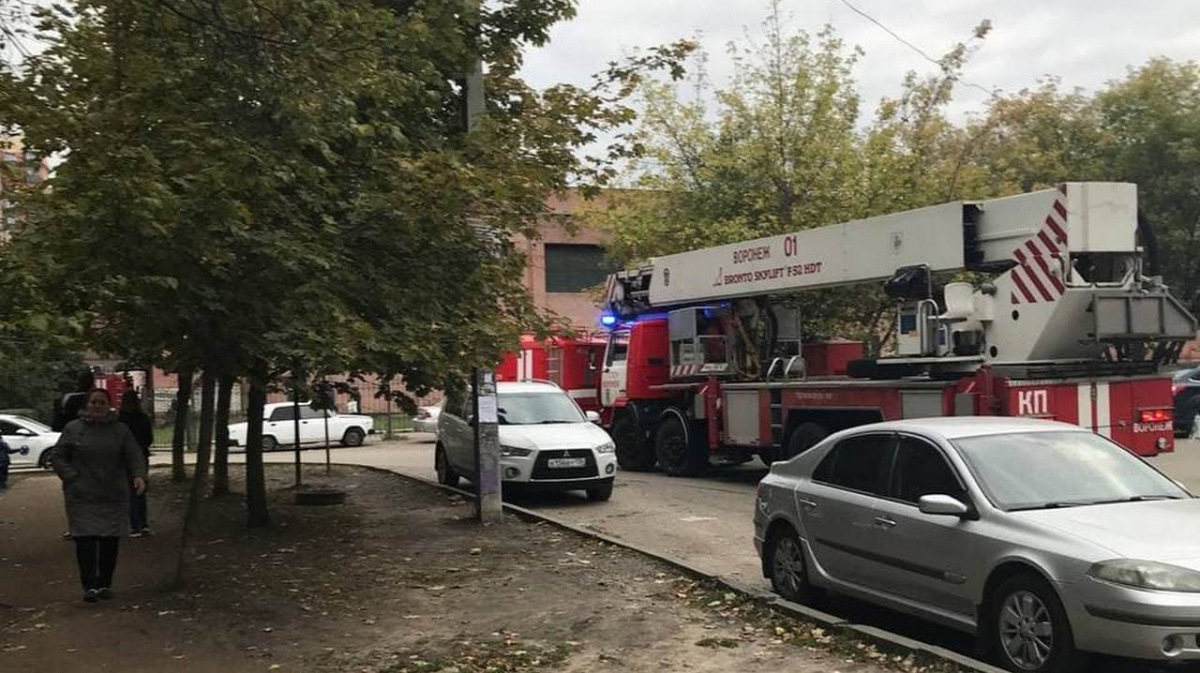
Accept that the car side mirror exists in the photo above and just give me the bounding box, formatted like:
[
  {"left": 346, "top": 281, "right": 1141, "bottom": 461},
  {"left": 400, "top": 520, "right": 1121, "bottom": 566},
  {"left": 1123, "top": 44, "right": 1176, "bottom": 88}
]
[
  {"left": 467, "top": 415, "right": 476, "bottom": 427},
  {"left": 918, "top": 494, "right": 970, "bottom": 517},
  {"left": 586, "top": 410, "right": 601, "bottom": 424}
]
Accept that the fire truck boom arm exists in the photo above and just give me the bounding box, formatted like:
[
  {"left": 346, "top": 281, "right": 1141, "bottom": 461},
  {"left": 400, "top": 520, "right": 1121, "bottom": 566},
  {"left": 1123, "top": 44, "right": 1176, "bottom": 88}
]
[{"left": 608, "top": 182, "right": 1138, "bottom": 310}]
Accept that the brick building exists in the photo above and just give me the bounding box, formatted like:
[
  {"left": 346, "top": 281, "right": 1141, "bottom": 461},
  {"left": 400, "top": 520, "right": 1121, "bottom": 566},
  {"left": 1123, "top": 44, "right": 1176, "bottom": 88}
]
[{"left": 520, "top": 190, "right": 615, "bottom": 330}]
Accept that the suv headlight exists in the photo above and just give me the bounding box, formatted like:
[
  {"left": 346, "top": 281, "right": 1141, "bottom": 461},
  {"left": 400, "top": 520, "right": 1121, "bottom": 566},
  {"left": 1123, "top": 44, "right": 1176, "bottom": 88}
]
[
  {"left": 1089, "top": 560, "right": 1200, "bottom": 592},
  {"left": 595, "top": 441, "right": 615, "bottom": 454},
  {"left": 500, "top": 445, "right": 532, "bottom": 457}
]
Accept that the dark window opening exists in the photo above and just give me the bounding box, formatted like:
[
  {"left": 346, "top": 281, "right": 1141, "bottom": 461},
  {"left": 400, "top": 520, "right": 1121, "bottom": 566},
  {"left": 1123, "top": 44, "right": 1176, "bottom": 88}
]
[{"left": 545, "top": 244, "right": 612, "bottom": 293}]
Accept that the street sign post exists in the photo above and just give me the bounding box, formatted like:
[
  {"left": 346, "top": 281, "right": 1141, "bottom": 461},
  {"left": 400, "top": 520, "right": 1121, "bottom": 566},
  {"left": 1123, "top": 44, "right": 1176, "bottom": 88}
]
[{"left": 472, "top": 368, "right": 502, "bottom": 523}]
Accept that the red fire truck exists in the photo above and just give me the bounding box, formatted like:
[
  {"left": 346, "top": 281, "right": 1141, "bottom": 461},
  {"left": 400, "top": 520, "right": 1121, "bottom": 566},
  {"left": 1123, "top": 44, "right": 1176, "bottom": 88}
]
[
  {"left": 597, "top": 183, "right": 1197, "bottom": 475},
  {"left": 495, "top": 333, "right": 607, "bottom": 413}
]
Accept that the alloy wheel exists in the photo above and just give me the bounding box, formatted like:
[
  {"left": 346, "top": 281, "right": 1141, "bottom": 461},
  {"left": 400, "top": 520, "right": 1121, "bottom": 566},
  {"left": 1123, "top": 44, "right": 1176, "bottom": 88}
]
[
  {"left": 998, "top": 590, "right": 1053, "bottom": 671},
  {"left": 771, "top": 535, "right": 805, "bottom": 598}
]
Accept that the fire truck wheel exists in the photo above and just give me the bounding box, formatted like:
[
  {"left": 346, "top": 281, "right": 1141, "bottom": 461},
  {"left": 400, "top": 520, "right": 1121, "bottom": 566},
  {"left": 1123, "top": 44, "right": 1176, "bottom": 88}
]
[
  {"left": 655, "top": 413, "right": 707, "bottom": 477},
  {"left": 613, "top": 413, "right": 655, "bottom": 471},
  {"left": 784, "top": 423, "right": 827, "bottom": 461}
]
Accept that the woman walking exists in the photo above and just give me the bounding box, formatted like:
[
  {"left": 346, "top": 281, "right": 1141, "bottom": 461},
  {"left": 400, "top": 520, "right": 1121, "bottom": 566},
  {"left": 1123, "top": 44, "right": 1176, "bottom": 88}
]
[
  {"left": 52, "top": 389, "right": 148, "bottom": 602},
  {"left": 118, "top": 389, "right": 154, "bottom": 536}
]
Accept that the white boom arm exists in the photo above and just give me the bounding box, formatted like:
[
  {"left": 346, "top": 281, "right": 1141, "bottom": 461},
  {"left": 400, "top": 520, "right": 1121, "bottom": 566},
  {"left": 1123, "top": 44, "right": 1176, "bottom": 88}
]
[
  {"left": 607, "top": 182, "right": 1195, "bottom": 367},
  {"left": 635, "top": 182, "right": 1135, "bottom": 306}
]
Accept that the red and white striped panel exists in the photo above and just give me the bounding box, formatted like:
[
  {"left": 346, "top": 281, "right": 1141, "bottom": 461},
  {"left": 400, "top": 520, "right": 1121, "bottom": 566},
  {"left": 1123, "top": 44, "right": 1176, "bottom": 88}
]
[
  {"left": 670, "top": 364, "right": 704, "bottom": 378},
  {"left": 517, "top": 349, "right": 536, "bottom": 380},
  {"left": 1010, "top": 184, "right": 1069, "bottom": 305}
]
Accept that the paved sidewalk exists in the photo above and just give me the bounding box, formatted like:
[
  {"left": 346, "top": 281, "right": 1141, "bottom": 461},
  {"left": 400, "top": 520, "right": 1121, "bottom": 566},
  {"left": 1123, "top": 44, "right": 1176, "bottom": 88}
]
[{"left": 0, "top": 470, "right": 185, "bottom": 609}]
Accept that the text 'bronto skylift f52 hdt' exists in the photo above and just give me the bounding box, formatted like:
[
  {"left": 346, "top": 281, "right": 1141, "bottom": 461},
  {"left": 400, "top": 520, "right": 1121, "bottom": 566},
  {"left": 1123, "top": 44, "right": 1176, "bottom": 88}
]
[{"left": 596, "top": 182, "right": 1197, "bottom": 475}]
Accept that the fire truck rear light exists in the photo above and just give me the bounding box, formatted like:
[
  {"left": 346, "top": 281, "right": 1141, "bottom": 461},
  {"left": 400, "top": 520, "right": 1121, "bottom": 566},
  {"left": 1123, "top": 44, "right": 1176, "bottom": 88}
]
[{"left": 1140, "top": 409, "right": 1172, "bottom": 423}]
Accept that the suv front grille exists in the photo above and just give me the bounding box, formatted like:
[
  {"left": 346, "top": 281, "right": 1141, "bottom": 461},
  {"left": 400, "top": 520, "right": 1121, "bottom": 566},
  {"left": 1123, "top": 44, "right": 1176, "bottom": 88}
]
[{"left": 531, "top": 449, "right": 599, "bottom": 480}]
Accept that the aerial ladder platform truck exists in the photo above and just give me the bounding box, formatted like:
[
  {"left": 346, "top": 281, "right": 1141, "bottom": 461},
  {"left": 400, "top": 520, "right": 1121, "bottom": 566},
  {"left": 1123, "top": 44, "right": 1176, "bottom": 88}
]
[{"left": 597, "top": 182, "right": 1197, "bottom": 475}]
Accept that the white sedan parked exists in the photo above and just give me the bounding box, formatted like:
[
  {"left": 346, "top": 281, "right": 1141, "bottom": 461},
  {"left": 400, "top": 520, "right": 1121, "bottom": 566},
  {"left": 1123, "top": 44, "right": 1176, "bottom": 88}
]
[
  {"left": 227, "top": 402, "right": 374, "bottom": 451},
  {"left": 0, "top": 414, "right": 60, "bottom": 469},
  {"left": 412, "top": 401, "right": 442, "bottom": 435}
]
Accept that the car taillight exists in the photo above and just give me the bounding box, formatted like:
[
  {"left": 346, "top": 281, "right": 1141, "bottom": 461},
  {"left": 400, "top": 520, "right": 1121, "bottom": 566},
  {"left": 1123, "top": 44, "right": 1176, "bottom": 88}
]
[
  {"left": 1173, "top": 385, "right": 1184, "bottom": 396},
  {"left": 1140, "top": 409, "right": 1172, "bottom": 423}
]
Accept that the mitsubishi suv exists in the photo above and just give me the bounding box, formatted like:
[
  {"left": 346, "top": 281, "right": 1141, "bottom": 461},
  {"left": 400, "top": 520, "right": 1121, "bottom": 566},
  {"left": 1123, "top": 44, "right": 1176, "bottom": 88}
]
[{"left": 435, "top": 380, "right": 617, "bottom": 501}]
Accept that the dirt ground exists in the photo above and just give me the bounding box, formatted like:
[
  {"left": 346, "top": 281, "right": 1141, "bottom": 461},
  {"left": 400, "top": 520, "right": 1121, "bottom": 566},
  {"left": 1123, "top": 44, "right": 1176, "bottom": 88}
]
[{"left": 1, "top": 465, "right": 959, "bottom": 673}]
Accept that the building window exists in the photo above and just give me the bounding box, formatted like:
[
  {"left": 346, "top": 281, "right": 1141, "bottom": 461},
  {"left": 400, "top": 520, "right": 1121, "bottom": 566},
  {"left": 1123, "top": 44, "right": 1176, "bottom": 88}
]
[{"left": 544, "top": 244, "right": 611, "bottom": 293}]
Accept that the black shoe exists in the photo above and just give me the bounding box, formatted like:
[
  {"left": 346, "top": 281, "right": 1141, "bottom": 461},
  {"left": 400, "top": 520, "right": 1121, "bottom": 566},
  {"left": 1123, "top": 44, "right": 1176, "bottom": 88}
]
[
  {"left": 96, "top": 587, "right": 113, "bottom": 600},
  {"left": 83, "top": 589, "right": 99, "bottom": 603}
]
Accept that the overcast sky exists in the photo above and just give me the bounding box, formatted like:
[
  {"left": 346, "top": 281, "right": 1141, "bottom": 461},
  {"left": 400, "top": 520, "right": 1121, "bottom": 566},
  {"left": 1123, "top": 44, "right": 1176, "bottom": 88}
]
[{"left": 521, "top": 0, "right": 1200, "bottom": 123}]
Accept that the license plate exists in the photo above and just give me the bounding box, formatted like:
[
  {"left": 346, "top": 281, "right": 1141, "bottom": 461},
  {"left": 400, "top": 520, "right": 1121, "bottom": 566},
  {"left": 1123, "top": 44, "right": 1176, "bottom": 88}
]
[{"left": 547, "top": 457, "right": 587, "bottom": 469}]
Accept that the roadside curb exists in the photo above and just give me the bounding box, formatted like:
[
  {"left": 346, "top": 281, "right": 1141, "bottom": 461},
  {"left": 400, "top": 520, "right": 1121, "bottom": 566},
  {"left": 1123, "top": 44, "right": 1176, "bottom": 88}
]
[{"left": 349, "top": 463, "right": 1005, "bottom": 673}]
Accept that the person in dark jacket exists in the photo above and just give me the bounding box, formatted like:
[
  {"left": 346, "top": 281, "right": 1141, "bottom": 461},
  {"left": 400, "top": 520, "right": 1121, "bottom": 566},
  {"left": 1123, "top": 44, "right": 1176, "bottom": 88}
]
[
  {"left": 118, "top": 389, "right": 154, "bottom": 536},
  {"left": 0, "top": 436, "right": 13, "bottom": 492},
  {"left": 52, "top": 370, "right": 96, "bottom": 432},
  {"left": 52, "top": 389, "right": 148, "bottom": 602}
]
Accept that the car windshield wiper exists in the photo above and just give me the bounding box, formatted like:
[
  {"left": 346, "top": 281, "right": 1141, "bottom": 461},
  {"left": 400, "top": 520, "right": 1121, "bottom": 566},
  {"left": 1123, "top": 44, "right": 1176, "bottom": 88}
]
[
  {"left": 1091, "top": 495, "right": 1185, "bottom": 505},
  {"left": 535, "top": 420, "right": 575, "bottom": 424},
  {"left": 1010, "top": 501, "right": 1093, "bottom": 511}
]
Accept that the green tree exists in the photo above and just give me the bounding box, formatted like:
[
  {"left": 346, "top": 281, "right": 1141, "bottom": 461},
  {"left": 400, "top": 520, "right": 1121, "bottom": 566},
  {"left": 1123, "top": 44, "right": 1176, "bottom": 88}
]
[
  {"left": 1093, "top": 59, "right": 1200, "bottom": 311},
  {"left": 592, "top": 8, "right": 990, "bottom": 353},
  {"left": 0, "top": 0, "right": 691, "bottom": 525}
]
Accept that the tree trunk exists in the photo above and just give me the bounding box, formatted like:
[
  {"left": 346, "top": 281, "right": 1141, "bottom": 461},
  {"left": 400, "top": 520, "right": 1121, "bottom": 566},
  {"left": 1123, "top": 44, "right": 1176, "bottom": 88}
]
[
  {"left": 194, "top": 370, "right": 216, "bottom": 490},
  {"left": 245, "top": 368, "right": 270, "bottom": 528},
  {"left": 212, "top": 374, "right": 234, "bottom": 496},
  {"left": 170, "top": 364, "right": 194, "bottom": 482},
  {"left": 173, "top": 369, "right": 216, "bottom": 586}
]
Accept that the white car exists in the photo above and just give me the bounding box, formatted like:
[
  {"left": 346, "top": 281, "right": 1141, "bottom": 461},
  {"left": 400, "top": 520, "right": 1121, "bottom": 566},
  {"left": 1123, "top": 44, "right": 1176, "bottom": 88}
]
[
  {"left": 227, "top": 402, "right": 374, "bottom": 451},
  {"left": 0, "top": 414, "right": 60, "bottom": 469},
  {"left": 412, "top": 402, "right": 442, "bottom": 435},
  {"left": 435, "top": 381, "right": 617, "bottom": 501}
]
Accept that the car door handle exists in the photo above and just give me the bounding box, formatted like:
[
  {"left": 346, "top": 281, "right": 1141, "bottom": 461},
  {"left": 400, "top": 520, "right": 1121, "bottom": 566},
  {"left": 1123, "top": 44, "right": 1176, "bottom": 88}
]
[
  {"left": 874, "top": 516, "right": 897, "bottom": 529},
  {"left": 798, "top": 498, "right": 818, "bottom": 511}
]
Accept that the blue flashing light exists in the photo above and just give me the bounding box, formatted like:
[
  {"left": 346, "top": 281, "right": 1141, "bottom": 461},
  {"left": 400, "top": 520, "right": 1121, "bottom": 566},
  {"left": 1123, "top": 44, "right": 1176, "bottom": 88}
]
[{"left": 599, "top": 314, "right": 619, "bottom": 328}]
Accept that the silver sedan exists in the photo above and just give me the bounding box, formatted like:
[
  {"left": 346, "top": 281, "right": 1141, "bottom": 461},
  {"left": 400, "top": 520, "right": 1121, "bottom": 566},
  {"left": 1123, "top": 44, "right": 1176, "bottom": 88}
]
[{"left": 753, "top": 417, "right": 1200, "bottom": 672}]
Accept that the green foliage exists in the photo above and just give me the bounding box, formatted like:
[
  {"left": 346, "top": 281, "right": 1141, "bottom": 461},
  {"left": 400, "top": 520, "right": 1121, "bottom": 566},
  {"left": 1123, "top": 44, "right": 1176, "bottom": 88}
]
[
  {"left": 1093, "top": 59, "right": 1200, "bottom": 310},
  {"left": 0, "top": 337, "right": 84, "bottom": 422},
  {"left": 589, "top": 5, "right": 988, "bottom": 352},
  {"left": 0, "top": 0, "right": 693, "bottom": 412}
]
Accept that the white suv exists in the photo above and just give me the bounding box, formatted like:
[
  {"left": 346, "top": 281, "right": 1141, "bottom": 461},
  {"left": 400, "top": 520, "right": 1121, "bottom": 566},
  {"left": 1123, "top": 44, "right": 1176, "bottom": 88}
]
[{"left": 435, "top": 381, "right": 617, "bottom": 501}]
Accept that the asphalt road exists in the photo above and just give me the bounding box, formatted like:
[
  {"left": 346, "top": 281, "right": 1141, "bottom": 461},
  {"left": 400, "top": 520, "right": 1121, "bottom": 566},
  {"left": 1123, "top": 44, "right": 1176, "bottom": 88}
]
[{"left": 128, "top": 433, "right": 1200, "bottom": 671}]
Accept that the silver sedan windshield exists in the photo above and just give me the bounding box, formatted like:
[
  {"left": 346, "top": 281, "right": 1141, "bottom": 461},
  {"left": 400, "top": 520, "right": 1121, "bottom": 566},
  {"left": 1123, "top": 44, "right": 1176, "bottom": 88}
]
[{"left": 954, "top": 431, "right": 1189, "bottom": 511}]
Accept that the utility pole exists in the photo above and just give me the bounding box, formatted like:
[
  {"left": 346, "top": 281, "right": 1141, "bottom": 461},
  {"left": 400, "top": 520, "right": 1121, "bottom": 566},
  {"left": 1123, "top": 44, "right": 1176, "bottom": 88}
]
[
  {"left": 292, "top": 379, "right": 303, "bottom": 488},
  {"left": 465, "top": 0, "right": 501, "bottom": 524}
]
